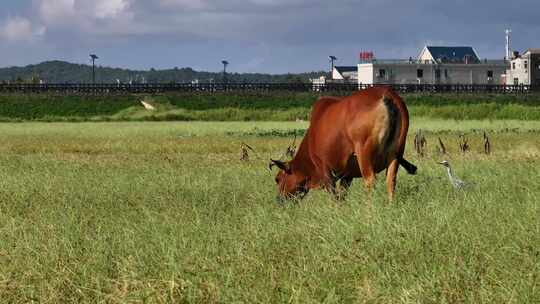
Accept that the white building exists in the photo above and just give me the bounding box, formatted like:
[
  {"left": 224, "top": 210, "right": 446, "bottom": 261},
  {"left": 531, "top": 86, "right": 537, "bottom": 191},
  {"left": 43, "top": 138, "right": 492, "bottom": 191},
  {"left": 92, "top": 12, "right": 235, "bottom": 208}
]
[
  {"left": 506, "top": 49, "right": 540, "bottom": 85},
  {"left": 310, "top": 75, "right": 326, "bottom": 85},
  {"left": 358, "top": 46, "right": 508, "bottom": 85},
  {"left": 332, "top": 66, "right": 358, "bottom": 82}
]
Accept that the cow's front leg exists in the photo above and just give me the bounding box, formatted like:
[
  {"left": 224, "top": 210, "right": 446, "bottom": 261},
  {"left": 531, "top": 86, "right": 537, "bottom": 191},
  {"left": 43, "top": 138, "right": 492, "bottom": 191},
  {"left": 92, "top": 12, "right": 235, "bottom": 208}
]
[
  {"left": 334, "top": 177, "right": 353, "bottom": 201},
  {"left": 321, "top": 176, "right": 338, "bottom": 197}
]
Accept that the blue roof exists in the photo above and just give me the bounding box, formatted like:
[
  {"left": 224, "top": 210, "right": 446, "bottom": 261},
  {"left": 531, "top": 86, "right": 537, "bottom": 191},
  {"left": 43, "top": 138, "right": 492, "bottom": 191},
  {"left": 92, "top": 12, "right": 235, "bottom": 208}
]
[{"left": 426, "top": 46, "right": 480, "bottom": 63}]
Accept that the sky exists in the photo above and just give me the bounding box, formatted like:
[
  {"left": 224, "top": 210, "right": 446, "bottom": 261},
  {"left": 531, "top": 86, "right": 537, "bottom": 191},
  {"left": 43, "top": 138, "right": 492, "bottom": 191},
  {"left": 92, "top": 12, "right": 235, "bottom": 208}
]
[{"left": 0, "top": 0, "right": 539, "bottom": 73}]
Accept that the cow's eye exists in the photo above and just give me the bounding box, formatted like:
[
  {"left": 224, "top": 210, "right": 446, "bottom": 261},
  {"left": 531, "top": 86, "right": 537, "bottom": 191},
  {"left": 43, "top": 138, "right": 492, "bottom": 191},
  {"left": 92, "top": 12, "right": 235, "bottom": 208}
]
[{"left": 275, "top": 177, "right": 279, "bottom": 183}]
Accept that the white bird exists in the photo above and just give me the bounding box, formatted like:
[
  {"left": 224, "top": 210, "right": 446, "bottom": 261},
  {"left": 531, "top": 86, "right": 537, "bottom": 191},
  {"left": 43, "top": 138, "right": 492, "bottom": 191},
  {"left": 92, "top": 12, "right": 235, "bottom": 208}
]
[{"left": 438, "top": 160, "right": 468, "bottom": 189}]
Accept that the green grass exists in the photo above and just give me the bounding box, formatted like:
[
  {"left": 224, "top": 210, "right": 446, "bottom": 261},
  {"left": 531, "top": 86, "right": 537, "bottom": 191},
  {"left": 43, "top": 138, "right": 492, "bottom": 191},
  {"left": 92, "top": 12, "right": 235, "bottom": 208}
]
[
  {"left": 0, "top": 120, "right": 538, "bottom": 303},
  {"left": 1, "top": 92, "right": 540, "bottom": 121}
]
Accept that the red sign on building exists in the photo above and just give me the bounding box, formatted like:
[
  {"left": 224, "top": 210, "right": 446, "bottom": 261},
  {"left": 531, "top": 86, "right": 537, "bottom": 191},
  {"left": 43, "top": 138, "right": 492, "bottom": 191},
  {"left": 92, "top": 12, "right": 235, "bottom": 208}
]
[{"left": 359, "top": 51, "right": 374, "bottom": 61}]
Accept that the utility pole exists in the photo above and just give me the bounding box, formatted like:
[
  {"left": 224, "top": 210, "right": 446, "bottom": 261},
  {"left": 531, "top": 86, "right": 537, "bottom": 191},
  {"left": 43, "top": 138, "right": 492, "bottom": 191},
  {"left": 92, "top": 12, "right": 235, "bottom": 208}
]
[{"left": 505, "top": 29, "right": 512, "bottom": 61}]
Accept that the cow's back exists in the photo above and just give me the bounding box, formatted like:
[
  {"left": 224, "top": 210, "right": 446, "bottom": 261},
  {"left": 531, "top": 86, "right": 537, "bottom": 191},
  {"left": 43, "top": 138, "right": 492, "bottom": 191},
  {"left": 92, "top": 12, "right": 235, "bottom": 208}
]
[
  {"left": 309, "top": 96, "right": 343, "bottom": 125},
  {"left": 344, "top": 87, "right": 409, "bottom": 172},
  {"left": 305, "top": 87, "right": 409, "bottom": 177}
]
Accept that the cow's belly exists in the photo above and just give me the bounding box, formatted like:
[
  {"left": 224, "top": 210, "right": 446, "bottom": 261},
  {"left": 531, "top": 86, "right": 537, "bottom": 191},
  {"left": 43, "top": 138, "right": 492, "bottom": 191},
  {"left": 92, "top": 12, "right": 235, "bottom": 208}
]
[
  {"left": 336, "top": 145, "right": 398, "bottom": 178},
  {"left": 333, "top": 153, "right": 362, "bottom": 179}
]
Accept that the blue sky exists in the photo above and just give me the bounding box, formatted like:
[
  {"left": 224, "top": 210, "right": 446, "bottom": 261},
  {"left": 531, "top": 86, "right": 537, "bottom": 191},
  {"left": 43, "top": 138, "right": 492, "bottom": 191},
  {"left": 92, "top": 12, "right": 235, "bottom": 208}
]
[{"left": 0, "top": 0, "right": 539, "bottom": 73}]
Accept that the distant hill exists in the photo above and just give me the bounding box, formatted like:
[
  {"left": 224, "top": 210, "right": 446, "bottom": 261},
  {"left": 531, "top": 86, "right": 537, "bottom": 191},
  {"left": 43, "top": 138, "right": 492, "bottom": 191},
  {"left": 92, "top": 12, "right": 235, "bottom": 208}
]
[{"left": 0, "top": 61, "right": 328, "bottom": 84}]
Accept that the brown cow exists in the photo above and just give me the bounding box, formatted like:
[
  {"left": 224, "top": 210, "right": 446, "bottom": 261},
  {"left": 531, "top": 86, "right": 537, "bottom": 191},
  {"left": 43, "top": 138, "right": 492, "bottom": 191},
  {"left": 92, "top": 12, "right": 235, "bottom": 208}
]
[{"left": 270, "top": 86, "right": 416, "bottom": 201}]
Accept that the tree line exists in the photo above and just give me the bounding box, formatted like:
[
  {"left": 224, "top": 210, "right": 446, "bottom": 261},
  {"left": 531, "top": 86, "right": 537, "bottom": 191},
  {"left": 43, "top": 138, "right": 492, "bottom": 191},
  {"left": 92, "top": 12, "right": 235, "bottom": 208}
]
[{"left": 0, "top": 61, "right": 328, "bottom": 84}]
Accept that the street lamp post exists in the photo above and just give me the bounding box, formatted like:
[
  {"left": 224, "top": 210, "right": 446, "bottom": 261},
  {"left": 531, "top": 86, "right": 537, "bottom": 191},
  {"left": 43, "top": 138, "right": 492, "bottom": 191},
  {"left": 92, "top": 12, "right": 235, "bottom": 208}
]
[
  {"left": 90, "top": 54, "right": 99, "bottom": 84},
  {"left": 221, "top": 60, "right": 229, "bottom": 83}
]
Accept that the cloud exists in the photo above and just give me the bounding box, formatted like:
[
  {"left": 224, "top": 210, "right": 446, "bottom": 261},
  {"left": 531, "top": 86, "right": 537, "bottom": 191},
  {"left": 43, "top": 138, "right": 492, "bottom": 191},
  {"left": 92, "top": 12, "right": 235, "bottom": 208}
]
[
  {"left": 38, "top": 0, "right": 75, "bottom": 25},
  {"left": 38, "top": 0, "right": 133, "bottom": 28},
  {"left": 0, "top": 16, "right": 45, "bottom": 42},
  {"left": 95, "top": 0, "right": 131, "bottom": 19},
  {"left": 159, "top": 0, "right": 208, "bottom": 10},
  {"left": 1, "top": 0, "right": 540, "bottom": 72}
]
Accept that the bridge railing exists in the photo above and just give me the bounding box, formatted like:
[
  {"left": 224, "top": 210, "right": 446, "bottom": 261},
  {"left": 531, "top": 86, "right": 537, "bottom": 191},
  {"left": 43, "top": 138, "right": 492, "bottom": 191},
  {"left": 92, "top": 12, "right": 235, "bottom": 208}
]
[{"left": 0, "top": 82, "right": 536, "bottom": 94}]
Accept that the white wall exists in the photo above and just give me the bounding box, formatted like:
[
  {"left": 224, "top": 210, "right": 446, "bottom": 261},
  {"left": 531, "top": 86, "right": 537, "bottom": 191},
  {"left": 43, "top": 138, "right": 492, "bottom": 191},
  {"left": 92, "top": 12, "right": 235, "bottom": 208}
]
[
  {"left": 342, "top": 71, "right": 358, "bottom": 80},
  {"left": 418, "top": 47, "right": 434, "bottom": 63},
  {"left": 507, "top": 57, "right": 530, "bottom": 85},
  {"left": 332, "top": 68, "right": 344, "bottom": 80},
  {"left": 357, "top": 64, "right": 374, "bottom": 84},
  {"left": 332, "top": 67, "right": 358, "bottom": 81},
  {"left": 358, "top": 63, "right": 507, "bottom": 85}
]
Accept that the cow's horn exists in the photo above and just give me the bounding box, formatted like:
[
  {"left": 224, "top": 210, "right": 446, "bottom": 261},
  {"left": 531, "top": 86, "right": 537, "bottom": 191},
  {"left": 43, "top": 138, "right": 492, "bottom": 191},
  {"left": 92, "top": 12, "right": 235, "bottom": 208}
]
[
  {"left": 268, "top": 160, "right": 275, "bottom": 171},
  {"left": 269, "top": 159, "right": 282, "bottom": 171},
  {"left": 269, "top": 159, "right": 290, "bottom": 172}
]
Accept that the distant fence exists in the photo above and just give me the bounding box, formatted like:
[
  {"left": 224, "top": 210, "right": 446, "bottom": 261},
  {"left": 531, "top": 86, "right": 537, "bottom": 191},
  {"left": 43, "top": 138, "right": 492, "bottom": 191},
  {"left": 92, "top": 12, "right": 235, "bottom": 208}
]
[{"left": 0, "top": 83, "right": 536, "bottom": 95}]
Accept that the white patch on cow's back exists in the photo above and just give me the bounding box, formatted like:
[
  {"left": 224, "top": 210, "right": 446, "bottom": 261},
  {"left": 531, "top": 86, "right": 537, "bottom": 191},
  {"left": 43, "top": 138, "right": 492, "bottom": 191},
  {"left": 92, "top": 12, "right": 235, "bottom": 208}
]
[
  {"left": 375, "top": 101, "right": 390, "bottom": 145},
  {"left": 374, "top": 98, "right": 401, "bottom": 166}
]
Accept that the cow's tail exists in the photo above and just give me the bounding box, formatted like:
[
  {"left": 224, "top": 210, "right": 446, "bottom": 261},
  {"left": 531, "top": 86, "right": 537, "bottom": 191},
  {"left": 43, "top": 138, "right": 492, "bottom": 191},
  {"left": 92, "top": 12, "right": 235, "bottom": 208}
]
[
  {"left": 399, "top": 157, "right": 417, "bottom": 175},
  {"left": 382, "top": 88, "right": 417, "bottom": 175}
]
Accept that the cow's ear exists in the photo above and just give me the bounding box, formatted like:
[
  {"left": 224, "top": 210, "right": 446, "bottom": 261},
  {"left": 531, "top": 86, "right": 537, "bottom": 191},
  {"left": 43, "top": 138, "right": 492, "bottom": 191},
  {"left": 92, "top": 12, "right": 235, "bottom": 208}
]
[{"left": 269, "top": 159, "right": 291, "bottom": 173}]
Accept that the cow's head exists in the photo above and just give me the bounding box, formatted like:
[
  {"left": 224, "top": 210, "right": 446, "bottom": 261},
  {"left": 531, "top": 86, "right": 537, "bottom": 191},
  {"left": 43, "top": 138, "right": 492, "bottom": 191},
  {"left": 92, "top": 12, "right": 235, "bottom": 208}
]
[{"left": 269, "top": 159, "right": 309, "bottom": 201}]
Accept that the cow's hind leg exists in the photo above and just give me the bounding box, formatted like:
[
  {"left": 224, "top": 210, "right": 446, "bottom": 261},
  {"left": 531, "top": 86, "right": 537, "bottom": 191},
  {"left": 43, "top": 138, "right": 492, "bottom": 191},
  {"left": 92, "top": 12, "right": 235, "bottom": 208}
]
[
  {"left": 386, "top": 158, "right": 399, "bottom": 201},
  {"left": 355, "top": 144, "right": 376, "bottom": 192}
]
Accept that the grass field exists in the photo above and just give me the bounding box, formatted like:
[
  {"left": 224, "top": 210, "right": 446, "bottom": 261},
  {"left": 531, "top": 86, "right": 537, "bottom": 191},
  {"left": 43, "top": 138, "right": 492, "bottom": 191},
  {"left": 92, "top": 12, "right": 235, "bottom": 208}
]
[{"left": 0, "top": 120, "right": 539, "bottom": 303}]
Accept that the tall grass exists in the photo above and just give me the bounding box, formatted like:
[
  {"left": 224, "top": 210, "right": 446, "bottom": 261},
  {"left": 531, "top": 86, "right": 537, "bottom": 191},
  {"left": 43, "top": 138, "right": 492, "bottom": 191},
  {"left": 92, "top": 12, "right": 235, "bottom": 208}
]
[
  {"left": 0, "top": 94, "right": 136, "bottom": 120},
  {"left": 0, "top": 121, "right": 538, "bottom": 302},
  {"left": 1, "top": 92, "right": 540, "bottom": 121}
]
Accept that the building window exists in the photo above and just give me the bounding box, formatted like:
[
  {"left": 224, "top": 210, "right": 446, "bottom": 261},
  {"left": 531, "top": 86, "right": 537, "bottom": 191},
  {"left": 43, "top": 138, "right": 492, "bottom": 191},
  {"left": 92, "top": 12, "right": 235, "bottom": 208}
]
[
  {"left": 444, "top": 69, "right": 448, "bottom": 78},
  {"left": 487, "top": 70, "right": 493, "bottom": 78},
  {"left": 524, "top": 61, "right": 528, "bottom": 70},
  {"left": 435, "top": 69, "right": 441, "bottom": 79},
  {"left": 378, "top": 69, "right": 386, "bottom": 78},
  {"left": 512, "top": 62, "right": 516, "bottom": 70},
  {"left": 417, "top": 69, "right": 424, "bottom": 78},
  {"left": 513, "top": 78, "right": 519, "bottom": 85}
]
